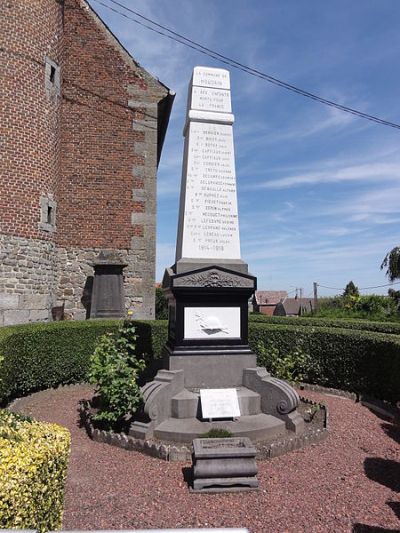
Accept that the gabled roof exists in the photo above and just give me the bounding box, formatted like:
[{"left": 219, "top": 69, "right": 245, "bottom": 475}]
[
  {"left": 255, "top": 290, "right": 288, "bottom": 305},
  {"left": 81, "top": 0, "right": 174, "bottom": 160},
  {"left": 275, "top": 298, "right": 313, "bottom": 315},
  {"left": 82, "top": 0, "right": 170, "bottom": 92}
]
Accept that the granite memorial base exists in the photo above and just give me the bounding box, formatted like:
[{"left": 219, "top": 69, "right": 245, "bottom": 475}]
[
  {"left": 191, "top": 437, "right": 258, "bottom": 493},
  {"left": 128, "top": 66, "right": 307, "bottom": 456}
]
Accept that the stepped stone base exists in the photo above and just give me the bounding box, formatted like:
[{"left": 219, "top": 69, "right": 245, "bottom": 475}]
[
  {"left": 129, "top": 366, "right": 305, "bottom": 444},
  {"left": 154, "top": 413, "right": 285, "bottom": 443}
]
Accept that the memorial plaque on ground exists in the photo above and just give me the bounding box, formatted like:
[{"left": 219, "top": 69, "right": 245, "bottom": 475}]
[{"left": 200, "top": 388, "right": 240, "bottom": 419}]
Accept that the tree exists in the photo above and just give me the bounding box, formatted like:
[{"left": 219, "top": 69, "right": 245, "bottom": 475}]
[
  {"left": 388, "top": 288, "right": 400, "bottom": 311},
  {"left": 381, "top": 246, "right": 400, "bottom": 282},
  {"left": 155, "top": 287, "right": 168, "bottom": 320},
  {"left": 343, "top": 281, "right": 359, "bottom": 298}
]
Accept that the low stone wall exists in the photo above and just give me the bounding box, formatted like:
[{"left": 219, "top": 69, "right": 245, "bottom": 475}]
[{"left": 79, "top": 397, "right": 328, "bottom": 462}]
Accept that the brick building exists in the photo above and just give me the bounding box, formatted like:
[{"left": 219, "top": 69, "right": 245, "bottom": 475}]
[
  {"left": 251, "top": 290, "right": 288, "bottom": 315},
  {"left": 0, "top": 0, "right": 174, "bottom": 324}
]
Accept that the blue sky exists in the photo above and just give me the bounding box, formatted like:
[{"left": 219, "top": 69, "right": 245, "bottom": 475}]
[{"left": 89, "top": 0, "right": 400, "bottom": 297}]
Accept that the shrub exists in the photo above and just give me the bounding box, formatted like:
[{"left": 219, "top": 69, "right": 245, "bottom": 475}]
[
  {"left": 312, "top": 294, "right": 399, "bottom": 320},
  {"left": 0, "top": 409, "right": 70, "bottom": 532},
  {"left": 343, "top": 281, "right": 360, "bottom": 298},
  {"left": 89, "top": 321, "right": 145, "bottom": 428},
  {"left": 155, "top": 287, "right": 168, "bottom": 320},
  {"left": 249, "top": 323, "right": 400, "bottom": 402},
  {"left": 249, "top": 314, "right": 400, "bottom": 335},
  {"left": 0, "top": 319, "right": 120, "bottom": 405},
  {"left": 1, "top": 317, "right": 399, "bottom": 405},
  {"left": 255, "top": 340, "right": 311, "bottom": 383},
  {"left": 201, "top": 428, "right": 233, "bottom": 438},
  {"left": 0, "top": 319, "right": 169, "bottom": 406}
]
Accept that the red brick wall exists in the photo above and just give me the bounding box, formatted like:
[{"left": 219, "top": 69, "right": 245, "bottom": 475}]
[
  {"left": 259, "top": 306, "right": 275, "bottom": 316},
  {"left": 0, "top": 0, "right": 63, "bottom": 240},
  {"left": 58, "top": 0, "right": 149, "bottom": 249}
]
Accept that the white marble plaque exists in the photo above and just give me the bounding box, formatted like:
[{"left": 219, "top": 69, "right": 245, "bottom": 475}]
[
  {"left": 200, "top": 388, "right": 240, "bottom": 419},
  {"left": 192, "top": 66, "right": 230, "bottom": 89},
  {"left": 176, "top": 66, "right": 242, "bottom": 262},
  {"left": 190, "top": 86, "right": 232, "bottom": 113},
  {"left": 180, "top": 121, "right": 240, "bottom": 259},
  {"left": 184, "top": 306, "right": 241, "bottom": 339}
]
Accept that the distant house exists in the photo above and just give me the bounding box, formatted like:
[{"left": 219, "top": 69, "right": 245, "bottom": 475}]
[
  {"left": 252, "top": 290, "right": 288, "bottom": 315},
  {"left": 273, "top": 298, "right": 313, "bottom": 317}
]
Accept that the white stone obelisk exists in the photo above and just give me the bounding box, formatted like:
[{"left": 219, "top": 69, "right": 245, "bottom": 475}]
[{"left": 175, "top": 67, "right": 246, "bottom": 273}]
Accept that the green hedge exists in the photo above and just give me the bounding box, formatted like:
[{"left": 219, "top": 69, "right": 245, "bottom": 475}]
[
  {"left": 249, "top": 323, "right": 400, "bottom": 402},
  {"left": 1, "top": 318, "right": 399, "bottom": 404},
  {"left": 249, "top": 314, "right": 400, "bottom": 335},
  {"left": 0, "top": 319, "right": 170, "bottom": 405},
  {"left": 0, "top": 410, "right": 70, "bottom": 531}
]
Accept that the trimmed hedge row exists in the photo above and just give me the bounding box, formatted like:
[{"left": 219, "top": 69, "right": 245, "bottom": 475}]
[
  {"left": 0, "top": 409, "right": 70, "bottom": 531},
  {"left": 1, "top": 318, "right": 399, "bottom": 403},
  {"left": 249, "top": 314, "right": 400, "bottom": 335},
  {"left": 0, "top": 319, "right": 170, "bottom": 405},
  {"left": 0, "top": 320, "right": 120, "bottom": 404},
  {"left": 248, "top": 323, "right": 400, "bottom": 403}
]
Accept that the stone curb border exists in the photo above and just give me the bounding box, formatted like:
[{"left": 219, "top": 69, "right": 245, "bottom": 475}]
[
  {"left": 297, "top": 382, "right": 358, "bottom": 400},
  {"left": 296, "top": 383, "right": 399, "bottom": 421},
  {"left": 79, "top": 396, "right": 328, "bottom": 462},
  {"left": 79, "top": 401, "right": 192, "bottom": 461},
  {"left": 258, "top": 396, "right": 329, "bottom": 459}
]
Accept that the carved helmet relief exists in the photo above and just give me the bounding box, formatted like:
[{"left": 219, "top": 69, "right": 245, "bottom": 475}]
[{"left": 195, "top": 312, "right": 230, "bottom": 335}]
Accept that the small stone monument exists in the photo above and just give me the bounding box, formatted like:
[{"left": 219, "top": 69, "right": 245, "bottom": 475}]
[
  {"left": 90, "top": 250, "right": 127, "bottom": 318},
  {"left": 130, "top": 67, "right": 304, "bottom": 444},
  {"left": 192, "top": 437, "right": 258, "bottom": 492}
]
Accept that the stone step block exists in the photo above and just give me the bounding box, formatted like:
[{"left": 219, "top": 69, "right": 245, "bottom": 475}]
[{"left": 171, "top": 389, "right": 199, "bottom": 419}]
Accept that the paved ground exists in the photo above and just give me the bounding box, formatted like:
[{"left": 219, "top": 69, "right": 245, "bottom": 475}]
[{"left": 11, "top": 385, "right": 400, "bottom": 533}]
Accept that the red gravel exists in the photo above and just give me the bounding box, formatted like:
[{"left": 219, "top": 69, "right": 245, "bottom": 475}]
[{"left": 11, "top": 385, "right": 400, "bottom": 533}]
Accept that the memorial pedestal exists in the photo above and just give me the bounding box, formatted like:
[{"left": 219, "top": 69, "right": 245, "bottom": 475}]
[
  {"left": 129, "top": 66, "right": 305, "bottom": 449},
  {"left": 162, "top": 264, "right": 257, "bottom": 388}
]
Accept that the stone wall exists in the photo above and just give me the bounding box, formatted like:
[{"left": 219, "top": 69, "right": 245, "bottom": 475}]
[
  {"left": 0, "top": 235, "right": 57, "bottom": 325},
  {"left": 0, "top": 233, "right": 154, "bottom": 325},
  {"left": 56, "top": 246, "right": 154, "bottom": 320}
]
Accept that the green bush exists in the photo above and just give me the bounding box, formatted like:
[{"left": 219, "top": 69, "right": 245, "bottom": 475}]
[
  {"left": 0, "top": 320, "right": 120, "bottom": 405},
  {"left": 1, "top": 317, "right": 399, "bottom": 405},
  {"left": 249, "top": 323, "right": 400, "bottom": 402},
  {"left": 255, "top": 340, "right": 311, "bottom": 383},
  {"left": 249, "top": 314, "right": 400, "bottom": 335},
  {"left": 308, "top": 294, "right": 399, "bottom": 321},
  {"left": 155, "top": 287, "right": 168, "bottom": 320},
  {"left": 201, "top": 428, "right": 233, "bottom": 438},
  {"left": 0, "top": 409, "right": 70, "bottom": 532},
  {"left": 89, "top": 321, "right": 145, "bottom": 428}
]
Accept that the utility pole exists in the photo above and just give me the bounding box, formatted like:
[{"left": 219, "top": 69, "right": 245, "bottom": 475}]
[
  {"left": 299, "top": 287, "right": 303, "bottom": 299},
  {"left": 313, "top": 282, "right": 318, "bottom": 313}
]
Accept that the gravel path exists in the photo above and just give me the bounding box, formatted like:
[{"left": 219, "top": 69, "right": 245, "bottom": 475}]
[{"left": 11, "top": 385, "right": 400, "bottom": 533}]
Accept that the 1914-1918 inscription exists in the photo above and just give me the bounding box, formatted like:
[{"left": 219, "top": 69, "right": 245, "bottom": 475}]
[
  {"left": 176, "top": 66, "right": 242, "bottom": 262},
  {"left": 181, "top": 121, "right": 240, "bottom": 259}
]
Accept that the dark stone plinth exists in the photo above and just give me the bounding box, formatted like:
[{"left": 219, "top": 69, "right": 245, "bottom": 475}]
[
  {"left": 192, "top": 437, "right": 258, "bottom": 492},
  {"left": 164, "top": 346, "right": 256, "bottom": 388},
  {"left": 90, "top": 251, "right": 127, "bottom": 319},
  {"left": 161, "top": 264, "right": 257, "bottom": 388}
]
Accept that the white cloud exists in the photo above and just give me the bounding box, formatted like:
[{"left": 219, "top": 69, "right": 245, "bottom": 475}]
[{"left": 246, "top": 162, "right": 400, "bottom": 190}]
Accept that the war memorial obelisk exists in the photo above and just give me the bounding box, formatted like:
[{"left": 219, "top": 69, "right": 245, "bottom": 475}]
[{"left": 130, "top": 67, "right": 304, "bottom": 444}]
